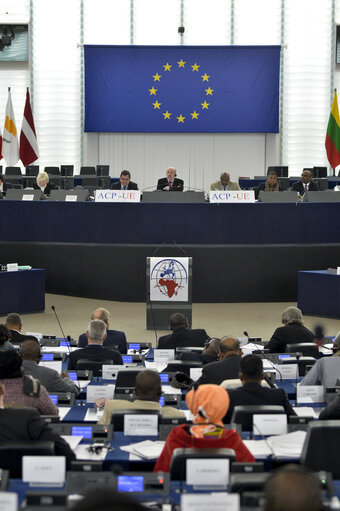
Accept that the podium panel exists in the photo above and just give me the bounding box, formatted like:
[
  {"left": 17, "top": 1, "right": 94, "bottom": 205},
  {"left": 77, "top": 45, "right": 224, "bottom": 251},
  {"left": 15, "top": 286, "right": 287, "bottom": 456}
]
[
  {"left": 146, "top": 256, "right": 192, "bottom": 330},
  {"left": 142, "top": 191, "right": 204, "bottom": 203}
]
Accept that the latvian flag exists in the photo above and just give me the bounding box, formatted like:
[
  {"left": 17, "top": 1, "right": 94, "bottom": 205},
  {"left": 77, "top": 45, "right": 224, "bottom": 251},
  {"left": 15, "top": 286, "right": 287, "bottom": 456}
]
[{"left": 20, "top": 88, "right": 39, "bottom": 166}]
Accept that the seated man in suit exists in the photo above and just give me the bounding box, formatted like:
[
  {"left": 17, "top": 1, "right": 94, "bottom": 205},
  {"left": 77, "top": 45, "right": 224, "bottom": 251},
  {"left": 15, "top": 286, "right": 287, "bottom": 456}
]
[
  {"left": 224, "top": 354, "right": 295, "bottom": 423},
  {"left": 158, "top": 313, "right": 209, "bottom": 349},
  {"left": 292, "top": 169, "right": 319, "bottom": 195},
  {"left": 0, "top": 383, "right": 75, "bottom": 468},
  {"left": 299, "top": 336, "right": 340, "bottom": 387},
  {"left": 21, "top": 340, "right": 79, "bottom": 394},
  {"left": 78, "top": 307, "right": 127, "bottom": 353},
  {"left": 96, "top": 370, "right": 185, "bottom": 424},
  {"left": 5, "top": 312, "right": 39, "bottom": 344},
  {"left": 264, "top": 465, "right": 323, "bottom": 511},
  {"left": 255, "top": 171, "right": 283, "bottom": 199},
  {"left": 157, "top": 167, "right": 184, "bottom": 191},
  {"left": 69, "top": 319, "right": 123, "bottom": 370},
  {"left": 193, "top": 337, "right": 242, "bottom": 386},
  {"left": 265, "top": 306, "right": 314, "bottom": 353},
  {"left": 111, "top": 170, "right": 138, "bottom": 190},
  {"left": 210, "top": 172, "right": 240, "bottom": 191}
]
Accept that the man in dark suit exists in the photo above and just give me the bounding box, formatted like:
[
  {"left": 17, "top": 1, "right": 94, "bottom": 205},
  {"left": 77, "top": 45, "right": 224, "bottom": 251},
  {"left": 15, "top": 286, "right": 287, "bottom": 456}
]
[
  {"left": 157, "top": 167, "right": 184, "bottom": 191},
  {"left": 265, "top": 306, "right": 314, "bottom": 353},
  {"left": 21, "top": 340, "right": 80, "bottom": 394},
  {"left": 157, "top": 313, "right": 209, "bottom": 349},
  {"left": 5, "top": 313, "right": 39, "bottom": 344},
  {"left": 69, "top": 319, "right": 123, "bottom": 370},
  {"left": 78, "top": 307, "right": 127, "bottom": 353},
  {"left": 193, "top": 337, "right": 242, "bottom": 386},
  {"left": 111, "top": 170, "right": 138, "bottom": 190},
  {"left": 292, "top": 169, "right": 319, "bottom": 195},
  {"left": 0, "top": 383, "right": 75, "bottom": 472},
  {"left": 224, "top": 354, "right": 295, "bottom": 423}
]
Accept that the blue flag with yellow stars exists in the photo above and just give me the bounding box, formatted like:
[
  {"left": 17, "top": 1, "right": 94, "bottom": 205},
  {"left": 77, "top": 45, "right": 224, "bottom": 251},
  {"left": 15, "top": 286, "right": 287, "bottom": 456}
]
[{"left": 84, "top": 45, "right": 280, "bottom": 133}]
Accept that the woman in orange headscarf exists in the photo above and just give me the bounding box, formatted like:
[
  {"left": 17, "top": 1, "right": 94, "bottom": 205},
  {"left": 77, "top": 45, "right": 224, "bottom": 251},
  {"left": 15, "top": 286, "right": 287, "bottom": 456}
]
[{"left": 154, "top": 384, "right": 254, "bottom": 473}]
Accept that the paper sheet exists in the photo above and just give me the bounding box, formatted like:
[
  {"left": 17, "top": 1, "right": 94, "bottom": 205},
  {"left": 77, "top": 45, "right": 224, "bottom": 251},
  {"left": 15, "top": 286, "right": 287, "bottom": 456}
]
[
  {"left": 162, "top": 385, "right": 181, "bottom": 395},
  {"left": 243, "top": 440, "right": 273, "bottom": 458},
  {"left": 84, "top": 408, "right": 102, "bottom": 422},
  {"left": 120, "top": 440, "right": 165, "bottom": 460},
  {"left": 61, "top": 435, "right": 83, "bottom": 450},
  {"left": 58, "top": 407, "right": 71, "bottom": 420},
  {"left": 292, "top": 406, "right": 318, "bottom": 418}
]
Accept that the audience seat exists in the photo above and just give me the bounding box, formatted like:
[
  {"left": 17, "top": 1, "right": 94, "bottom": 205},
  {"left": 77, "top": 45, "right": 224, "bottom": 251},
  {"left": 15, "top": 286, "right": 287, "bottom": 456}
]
[
  {"left": 301, "top": 421, "right": 340, "bottom": 478},
  {"left": 286, "top": 343, "right": 319, "bottom": 358},
  {"left": 76, "top": 359, "right": 112, "bottom": 377},
  {"left": 0, "top": 442, "right": 55, "bottom": 478},
  {"left": 230, "top": 405, "right": 286, "bottom": 431}
]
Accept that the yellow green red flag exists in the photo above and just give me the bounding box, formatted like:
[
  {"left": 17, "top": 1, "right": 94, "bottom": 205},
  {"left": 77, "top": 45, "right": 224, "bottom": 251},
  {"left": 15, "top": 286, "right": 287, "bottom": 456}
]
[{"left": 325, "top": 90, "right": 340, "bottom": 169}]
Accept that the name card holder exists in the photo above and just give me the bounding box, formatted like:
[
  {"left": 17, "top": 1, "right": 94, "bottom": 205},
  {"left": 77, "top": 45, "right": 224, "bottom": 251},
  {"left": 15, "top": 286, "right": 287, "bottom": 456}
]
[
  {"left": 22, "top": 194, "right": 34, "bottom": 201},
  {"left": 153, "top": 349, "right": 175, "bottom": 365},
  {"left": 296, "top": 385, "right": 325, "bottom": 404},
  {"left": 65, "top": 195, "right": 78, "bottom": 202},
  {"left": 0, "top": 493, "right": 18, "bottom": 511},
  {"left": 86, "top": 384, "right": 115, "bottom": 403},
  {"left": 181, "top": 493, "right": 240, "bottom": 511},
  {"left": 275, "top": 364, "right": 298, "bottom": 380},
  {"left": 6, "top": 263, "right": 18, "bottom": 272},
  {"left": 22, "top": 456, "right": 65, "bottom": 486},
  {"left": 124, "top": 414, "right": 158, "bottom": 436},
  {"left": 95, "top": 189, "right": 141, "bottom": 203},
  {"left": 253, "top": 414, "right": 287, "bottom": 436},
  {"left": 102, "top": 365, "right": 122, "bottom": 380},
  {"left": 186, "top": 458, "right": 230, "bottom": 489},
  {"left": 209, "top": 190, "right": 255, "bottom": 203}
]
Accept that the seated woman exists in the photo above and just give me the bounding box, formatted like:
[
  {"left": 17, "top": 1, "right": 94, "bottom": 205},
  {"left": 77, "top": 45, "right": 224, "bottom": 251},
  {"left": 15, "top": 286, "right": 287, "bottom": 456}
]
[
  {"left": 255, "top": 172, "right": 282, "bottom": 199},
  {"left": 265, "top": 306, "right": 314, "bottom": 353},
  {"left": 154, "top": 384, "right": 254, "bottom": 472},
  {"left": 33, "top": 171, "right": 53, "bottom": 196}
]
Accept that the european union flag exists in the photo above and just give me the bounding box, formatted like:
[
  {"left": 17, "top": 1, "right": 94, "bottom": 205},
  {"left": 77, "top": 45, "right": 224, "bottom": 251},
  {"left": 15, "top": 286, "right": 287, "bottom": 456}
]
[{"left": 84, "top": 45, "right": 280, "bottom": 133}]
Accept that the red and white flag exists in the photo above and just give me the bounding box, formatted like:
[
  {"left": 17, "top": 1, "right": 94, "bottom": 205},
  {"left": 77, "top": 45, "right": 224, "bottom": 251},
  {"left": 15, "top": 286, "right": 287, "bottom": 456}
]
[{"left": 19, "top": 88, "right": 39, "bottom": 166}]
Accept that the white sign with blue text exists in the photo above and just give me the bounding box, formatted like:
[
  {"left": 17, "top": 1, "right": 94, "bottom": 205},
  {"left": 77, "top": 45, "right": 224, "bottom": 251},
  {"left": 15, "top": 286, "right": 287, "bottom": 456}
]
[
  {"left": 209, "top": 190, "right": 255, "bottom": 203},
  {"left": 95, "top": 189, "right": 141, "bottom": 203}
]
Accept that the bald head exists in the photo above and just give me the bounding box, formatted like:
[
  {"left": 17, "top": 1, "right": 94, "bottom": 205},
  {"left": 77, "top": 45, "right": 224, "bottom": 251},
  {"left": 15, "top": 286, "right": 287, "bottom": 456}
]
[
  {"left": 220, "top": 172, "right": 230, "bottom": 187},
  {"left": 21, "top": 340, "right": 41, "bottom": 362},
  {"left": 135, "top": 370, "right": 162, "bottom": 402},
  {"left": 169, "top": 313, "right": 187, "bottom": 330},
  {"left": 203, "top": 338, "right": 221, "bottom": 359},
  {"left": 91, "top": 307, "right": 110, "bottom": 327},
  {"left": 219, "top": 337, "right": 241, "bottom": 359},
  {"left": 264, "top": 465, "right": 323, "bottom": 511}
]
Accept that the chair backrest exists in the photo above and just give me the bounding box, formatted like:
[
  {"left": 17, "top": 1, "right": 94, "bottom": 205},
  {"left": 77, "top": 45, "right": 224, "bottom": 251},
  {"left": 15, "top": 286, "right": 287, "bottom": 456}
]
[
  {"left": 80, "top": 166, "right": 96, "bottom": 175},
  {"left": 220, "top": 379, "right": 270, "bottom": 390},
  {"left": 60, "top": 165, "right": 74, "bottom": 176},
  {"left": 231, "top": 405, "right": 285, "bottom": 431},
  {"left": 5, "top": 166, "right": 22, "bottom": 176},
  {"left": 25, "top": 165, "right": 39, "bottom": 176},
  {"left": 76, "top": 359, "right": 112, "bottom": 376},
  {"left": 110, "top": 409, "right": 160, "bottom": 431},
  {"left": 301, "top": 421, "right": 340, "bottom": 478},
  {"left": 170, "top": 447, "right": 236, "bottom": 480},
  {"left": 96, "top": 165, "right": 110, "bottom": 176},
  {"left": 164, "top": 361, "right": 203, "bottom": 376},
  {"left": 115, "top": 368, "right": 146, "bottom": 393},
  {"left": 0, "top": 441, "right": 55, "bottom": 478},
  {"left": 281, "top": 356, "right": 316, "bottom": 376},
  {"left": 286, "top": 343, "right": 319, "bottom": 358},
  {"left": 82, "top": 177, "right": 99, "bottom": 186},
  {"left": 45, "top": 166, "right": 60, "bottom": 175}
]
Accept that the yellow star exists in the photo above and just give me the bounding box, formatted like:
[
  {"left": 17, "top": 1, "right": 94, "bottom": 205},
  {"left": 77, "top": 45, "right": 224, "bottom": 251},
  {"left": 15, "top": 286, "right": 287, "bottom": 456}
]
[
  {"left": 163, "top": 110, "right": 172, "bottom": 119},
  {"left": 201, "top": 100, "right": 210, "bottom": 109},
  {"left": 149, "top": 87, "right": 157, "bottom": 95},
  {"left": 177, "top": 59, "right": 186, "bottom": 68},
  {"left": 205, "top": 87, "right": 214, "bottom": 95},
  {"left": 163, "top": 62, "right": 172, "bottom": 71},
  {"left": 191, "top": 111, "right": 199, "bottom": 119},
  {"left": 191, "top": 62, "right": 200, "bottom": 71},
  {"left": 201, "top": 73, "right": 210, "bottom": 82},
  {"left": 152, "top": 100, "right": 162, "bottom": 109},
  {"left": 153, "top": 73, "right": 162, "bottom": 81},
  {"left": 176, "top": 114, "right": 185, "bottom": 123}
]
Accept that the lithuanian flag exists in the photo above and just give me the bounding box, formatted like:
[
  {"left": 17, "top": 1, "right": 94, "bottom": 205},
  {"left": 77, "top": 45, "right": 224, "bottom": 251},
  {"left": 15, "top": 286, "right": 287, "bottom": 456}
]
[{"left": 325, "top": 90, "right": 340, "bottom": 169}]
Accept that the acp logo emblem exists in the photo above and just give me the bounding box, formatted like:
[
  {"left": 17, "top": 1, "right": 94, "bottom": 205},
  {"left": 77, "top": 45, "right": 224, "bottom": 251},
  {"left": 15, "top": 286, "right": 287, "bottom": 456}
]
[{"left": 150, "top": 258, "right": 188, "bottom": 299}]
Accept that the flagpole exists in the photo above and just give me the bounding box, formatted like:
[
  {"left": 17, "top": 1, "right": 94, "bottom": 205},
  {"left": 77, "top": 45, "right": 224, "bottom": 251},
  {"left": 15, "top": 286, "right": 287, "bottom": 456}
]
[{"left": 334, "top": 88, "right": 337, "bottom": 176}]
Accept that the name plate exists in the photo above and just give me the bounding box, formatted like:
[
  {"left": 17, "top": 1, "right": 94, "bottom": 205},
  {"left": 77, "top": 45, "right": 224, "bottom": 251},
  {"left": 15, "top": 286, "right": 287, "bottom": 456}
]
[
  {"left": 6, "top": 263, "right": 18, "bottom": 272},
  {"left": 253, "top": 414, "right": 287, "bottom": 436},
  {"left": 86, "top": 384, "right": 115, "bottom": 403},
  {"left": 153, "top": 349, "right": 175, "bottom": 365},
  {"left": 40, "top": 361, "right": 62, "bottom": 373},
  {"left": 124, "top": 414, "right": 158, "bottom": 436},
  {"left": 22, "top": 194, "right": 34, "bottom": 201},
  {"left": 95, "top": 189, "right": 141, "bottom": 203},
  {"left": 0, "top": 493, "right": 18, "bottom": 511},
  {"left": 22, "top": 456, "right": 65, "bottom": 484},
  {"left": 186, "top": 458, "right": 230, "bottom": 488},
  {"left": 181, "top": 493, "right": 240, "bottom": 511},
  {"left": 65, "top": 195, "right": 78, "bottom": 202},
  {"left": 297, "top": 385, "right": 324, "bottom": 403},
  {"left": 209, "top": 190, "right": 255, "bottom": 203},
  {"left": 275, "top": 363, "right": 298, "bottom": 380},
  {"left": 102, "top": 365, "right": 122, "bottom": 380}
]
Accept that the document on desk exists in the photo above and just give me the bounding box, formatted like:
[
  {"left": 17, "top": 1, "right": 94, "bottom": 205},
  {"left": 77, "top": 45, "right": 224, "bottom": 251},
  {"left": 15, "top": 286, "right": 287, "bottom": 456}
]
[
  {"left": 144, "top": 361, "right": 167, "bottom": 372},
  {"left": 243, "top": 440, "right": 273, "bottom": 459},
  {"left": 241, "top": 343, "right": 264, "bottom": 355},
  {"left": 268, "top": 430, "right": 306, "bottom": 459},
  {"left": 293, "top": 406, "right": 319, "bottom": 418},
  {"left": 84, "top": 408, "right": 103, "bottom": 422},
  {"left": 78, "top": 380, "right": 91, "bottom": 389},
  {"left": 61, "top": 435, "right": 83, "bottom": 450},
  {"left": 58, "top": 407, "right": 71, "bottom": 420},
  {"left": 120, "top": 440, "right": 165, "bottom": 460}
]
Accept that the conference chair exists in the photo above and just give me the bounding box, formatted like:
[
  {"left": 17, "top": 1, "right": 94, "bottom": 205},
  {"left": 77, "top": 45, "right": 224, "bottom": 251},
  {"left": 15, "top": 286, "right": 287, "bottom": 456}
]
[
  {"left": 280, "top": 356, "right": 316, "bottom": 376},
  {"left": 25, "top": 165, "right": 39, "bottom": 176},
  {"left": 164, "top": 360, "right": 203, "bottom": 376},
  {"left": 170, "top": 448, "right": 236, "bottom": 480},
  {"left": 110, "top": 409, "right": 161, "bottom": 431},
  {"left": 96, "top": 164, "right": 109, "bottom": 176},
  {"left": 76, "top": 359, "right": 113, "bottom": 377},
  {"left": 80, "top": 166, "right": 96, "bottom": 175},
  {"left": 45, "top": 166, "right": 60, "bottom": 175},
  {"left": 115, "top": 368, "right": 146, "bottom": 394},
  {"left": 98, "top": 176, "right": 111, "bottom": 188},
  {"left": 230, "top": 405, "right": 286, "bottom": 432},
  {"left": 313, "top": 166, "right": 327, "bottom": 178},
  {"left": 286, "top": 343, "right": 319, "bottom": 358},
  {"left": 60, "top": 165, "right": 74, "bottom": 176},
  {"left": 301, "top": 421, "right": 340, "bottom": 478},
  {"left": 0, "top": 441, "right": 55, "bottom": 478},
  {"left": 82, "top": 177, "right": 99, "bottom": 187},
  {"left": 5, "top": 166, "right": 22, "bottom": 176}
]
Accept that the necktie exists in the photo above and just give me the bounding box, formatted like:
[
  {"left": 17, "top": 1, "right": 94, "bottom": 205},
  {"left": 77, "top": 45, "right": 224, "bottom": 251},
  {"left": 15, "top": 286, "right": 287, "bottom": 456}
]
[
  {"left": 304, "top": 184, "right": 308, "bottom": 192},
  {"left": 168, "top": 181, "right": 172, "bottom": 188}
]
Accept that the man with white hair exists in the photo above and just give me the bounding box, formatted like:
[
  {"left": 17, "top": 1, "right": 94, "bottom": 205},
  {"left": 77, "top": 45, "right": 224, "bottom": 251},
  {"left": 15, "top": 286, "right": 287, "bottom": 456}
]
[
  {"left": 78, "top": 307, "right": 127, "bottom": 353},
  {"left": 300, "top": 335, "right": 340, "bottom": 387},
  {"left": 265, "top": 306, "right": 314, "bottom": 353},
  {"left": 157, "top": 167, "right": 184, "bottom": 191},
  {"left": 68, "top": 319, "right": 123, "bottom": 370}
]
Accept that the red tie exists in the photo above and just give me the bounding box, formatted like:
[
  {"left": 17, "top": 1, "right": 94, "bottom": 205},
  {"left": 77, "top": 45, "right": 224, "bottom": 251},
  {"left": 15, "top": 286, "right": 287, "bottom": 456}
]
[{"left": 168, "top": 181, "right": 172, "bottom": 188}]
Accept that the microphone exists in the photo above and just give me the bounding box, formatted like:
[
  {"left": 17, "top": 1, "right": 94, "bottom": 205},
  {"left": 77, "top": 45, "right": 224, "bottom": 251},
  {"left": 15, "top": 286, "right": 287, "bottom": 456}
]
[
  {"left": 51, "top": 305, "right": 67, "bottom": 341},
  {"left": 141, "top": 185, "right": 158, "bottom": 192}
]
